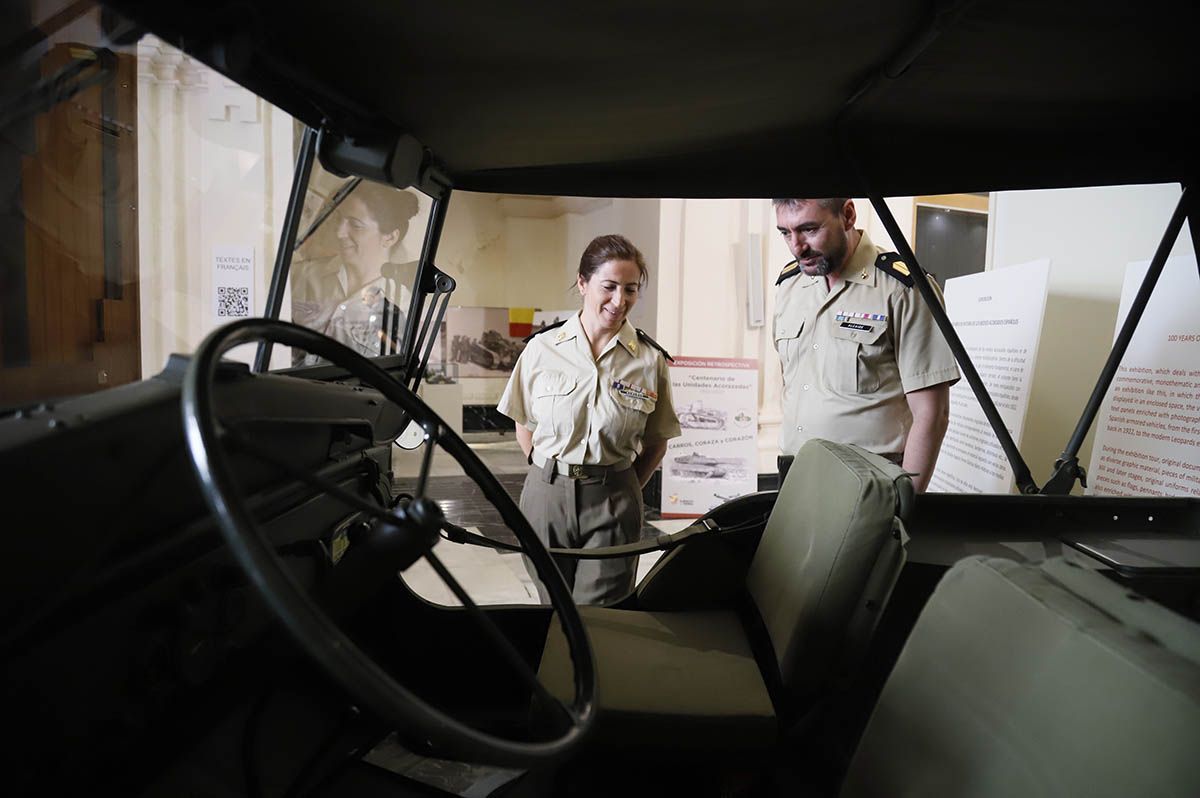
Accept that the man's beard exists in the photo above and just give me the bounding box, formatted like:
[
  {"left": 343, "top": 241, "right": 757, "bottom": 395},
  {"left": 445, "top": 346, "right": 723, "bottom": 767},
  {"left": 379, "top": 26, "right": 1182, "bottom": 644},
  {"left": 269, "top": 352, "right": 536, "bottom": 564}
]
[
  {"left": 801, "top": 256, "right": 834, "bottom": 276},
  {"left": 799, "top": 237, "right": 847, "bottom": 277}
]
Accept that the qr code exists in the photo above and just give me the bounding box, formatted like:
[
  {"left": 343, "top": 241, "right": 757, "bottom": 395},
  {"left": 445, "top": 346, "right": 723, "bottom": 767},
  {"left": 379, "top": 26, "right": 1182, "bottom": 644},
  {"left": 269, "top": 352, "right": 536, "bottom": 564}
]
[{"left": 216, "top": 286, "right": 249, "bottom": 317}]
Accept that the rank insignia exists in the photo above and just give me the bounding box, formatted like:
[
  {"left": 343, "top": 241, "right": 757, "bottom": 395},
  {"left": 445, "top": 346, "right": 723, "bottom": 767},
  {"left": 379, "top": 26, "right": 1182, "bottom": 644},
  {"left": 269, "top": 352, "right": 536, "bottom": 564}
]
[
  {"left": 776, "top": 260, "right": 803, "bottom": 286},
  {"left": 875, "top": 252, "right": 915, "bottom": 286}
]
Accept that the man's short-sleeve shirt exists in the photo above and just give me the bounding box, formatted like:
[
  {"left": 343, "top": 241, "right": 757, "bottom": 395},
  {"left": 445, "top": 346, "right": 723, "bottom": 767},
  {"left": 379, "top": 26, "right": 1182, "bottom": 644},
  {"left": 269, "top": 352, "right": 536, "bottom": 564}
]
[
  {"left": 498, "top": 313, "right": 681, "bottom": 465},
  {"left": 773, "top": 231, "right": 960, "bottom": 455}
]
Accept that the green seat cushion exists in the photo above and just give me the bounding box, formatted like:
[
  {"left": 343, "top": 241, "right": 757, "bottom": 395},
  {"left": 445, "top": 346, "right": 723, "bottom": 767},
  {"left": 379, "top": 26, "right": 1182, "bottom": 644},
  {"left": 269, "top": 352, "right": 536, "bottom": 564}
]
[
  {"left": 747, "top": 439, "right": 908, "bottom": 695},
  {"left": 538, "top": 606, "right": 777, "bottom": 750},
  {"left": 841, "top": 555, "right": 1200, "bottom": 798}
]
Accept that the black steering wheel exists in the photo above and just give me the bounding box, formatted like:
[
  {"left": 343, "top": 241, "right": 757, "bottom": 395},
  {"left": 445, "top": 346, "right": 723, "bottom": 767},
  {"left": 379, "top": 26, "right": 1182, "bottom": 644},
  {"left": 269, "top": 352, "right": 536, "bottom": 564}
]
[{"left": 180, "top": 319, "right": 595, "bottom": 767}]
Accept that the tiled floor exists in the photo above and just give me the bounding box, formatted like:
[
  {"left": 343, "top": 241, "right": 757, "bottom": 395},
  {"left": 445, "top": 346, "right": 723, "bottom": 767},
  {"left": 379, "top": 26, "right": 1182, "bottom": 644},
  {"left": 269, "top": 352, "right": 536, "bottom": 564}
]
[{"left": 394, "top": 432, "right": 688, "bottom": 606}]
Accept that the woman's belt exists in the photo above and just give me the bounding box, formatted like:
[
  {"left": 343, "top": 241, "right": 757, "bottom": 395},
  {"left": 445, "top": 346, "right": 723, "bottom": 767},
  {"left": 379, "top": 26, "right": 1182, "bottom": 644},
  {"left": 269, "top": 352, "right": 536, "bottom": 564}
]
[{"left": 531, "top": 451, "right": 632, "bottom": 479}]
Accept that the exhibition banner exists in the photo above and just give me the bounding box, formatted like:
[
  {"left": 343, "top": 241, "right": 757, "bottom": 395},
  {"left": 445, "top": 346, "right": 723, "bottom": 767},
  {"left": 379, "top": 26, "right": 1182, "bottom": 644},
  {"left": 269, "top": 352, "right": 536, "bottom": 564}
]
[
  {"left": 1088, "top": 255, "right": 1200, "bottom": 498},
  {"left": 928, "top": 259, "right": 1051, "bottom": 493},
  {"left": 661, "top": 356, "right": 759, "bottom": 518}
]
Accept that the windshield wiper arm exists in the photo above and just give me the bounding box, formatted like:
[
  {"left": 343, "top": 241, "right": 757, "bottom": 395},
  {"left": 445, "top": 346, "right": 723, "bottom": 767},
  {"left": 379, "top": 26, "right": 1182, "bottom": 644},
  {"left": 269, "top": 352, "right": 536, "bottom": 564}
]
[{"left": 292, "top": 176, "right": 362, "bottom": 252}]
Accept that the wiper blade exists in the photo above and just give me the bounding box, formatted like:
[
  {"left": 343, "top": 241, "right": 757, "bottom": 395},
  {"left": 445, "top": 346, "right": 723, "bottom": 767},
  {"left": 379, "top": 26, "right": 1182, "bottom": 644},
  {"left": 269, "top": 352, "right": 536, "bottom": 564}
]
[{"left": 293, "top": 176, "right": 362, "bottom": 252}]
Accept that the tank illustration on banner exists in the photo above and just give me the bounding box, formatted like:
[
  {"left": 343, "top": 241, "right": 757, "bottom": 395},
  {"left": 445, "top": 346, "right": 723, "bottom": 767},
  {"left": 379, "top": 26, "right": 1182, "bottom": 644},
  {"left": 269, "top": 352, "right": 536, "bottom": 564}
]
[
  {"left": 669, "top": 452, "right": 747, "bottom": 480},
  {"left": 676, "top": 402, "right": 727, "bottom": 430},
  {"left": 450, "top": 329, "right": 525, "bottom": 371}
]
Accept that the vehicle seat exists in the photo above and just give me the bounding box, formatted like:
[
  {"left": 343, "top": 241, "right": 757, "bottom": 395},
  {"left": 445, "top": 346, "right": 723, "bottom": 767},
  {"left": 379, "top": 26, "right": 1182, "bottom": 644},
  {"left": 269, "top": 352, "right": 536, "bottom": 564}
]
[
  {"left": 840, "top": 555, "right": 1200, "bottom": 798},
  {"left": 537, "top": 438, "right": 912, "bottom": 749}
]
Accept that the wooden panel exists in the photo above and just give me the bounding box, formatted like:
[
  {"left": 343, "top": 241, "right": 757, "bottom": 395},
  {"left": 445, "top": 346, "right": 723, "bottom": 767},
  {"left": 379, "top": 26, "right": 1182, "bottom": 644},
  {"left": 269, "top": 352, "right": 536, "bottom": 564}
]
[
  {"left": 914, "top": 193, "right": 990, "bottom": 213},
  {"left": 3, "top": 42, "right": 140, "bottom": 405},
  {"left": 22, "top": 159, "right": 46, "bottom": 363}
]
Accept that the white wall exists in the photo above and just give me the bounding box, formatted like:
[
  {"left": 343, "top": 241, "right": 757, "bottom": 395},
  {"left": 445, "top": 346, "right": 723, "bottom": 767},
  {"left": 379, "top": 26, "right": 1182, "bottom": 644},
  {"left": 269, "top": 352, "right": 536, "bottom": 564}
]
[
  {"left": 990, "top": 183, "right": 1192, "bottom": 490},
  {"left": 137, "top": 36, "right": 295, "bottom": 373}
]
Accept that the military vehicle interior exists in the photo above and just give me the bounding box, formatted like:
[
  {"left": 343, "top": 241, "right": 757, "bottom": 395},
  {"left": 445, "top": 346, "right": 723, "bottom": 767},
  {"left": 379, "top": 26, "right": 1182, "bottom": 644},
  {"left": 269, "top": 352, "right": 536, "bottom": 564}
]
[{"left": 2, "top": 0, "right": 1199, "bottom": 796}]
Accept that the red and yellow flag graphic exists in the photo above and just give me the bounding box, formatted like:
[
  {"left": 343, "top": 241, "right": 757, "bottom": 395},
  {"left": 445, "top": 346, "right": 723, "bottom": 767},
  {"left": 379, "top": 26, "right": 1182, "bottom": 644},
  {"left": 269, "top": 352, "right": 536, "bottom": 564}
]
[{"left": 509, "top": 307, "right": 535, "bottom": 339}]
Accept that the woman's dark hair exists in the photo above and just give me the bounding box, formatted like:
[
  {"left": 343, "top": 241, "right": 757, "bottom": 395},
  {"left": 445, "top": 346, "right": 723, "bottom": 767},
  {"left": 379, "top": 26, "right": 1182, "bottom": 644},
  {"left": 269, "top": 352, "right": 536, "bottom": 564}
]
[
  {"left": 578, "top": 234, "right": 648, "bottom": 285},
  {"left": 351, "top": 180, "right": 421, "bottom": 240}
]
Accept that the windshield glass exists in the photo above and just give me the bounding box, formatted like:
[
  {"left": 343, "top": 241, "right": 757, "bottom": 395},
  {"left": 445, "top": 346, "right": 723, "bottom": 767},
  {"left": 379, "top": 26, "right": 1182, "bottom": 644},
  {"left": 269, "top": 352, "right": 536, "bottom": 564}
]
[
  {"left": 0, "top": 0, "right": 426, "bottom": 405},
  {"left": 288, "top": 165, "right": 430, "bottom": 367},
  {"left": 3, "top": 2, "right": 1196, "bottom": 509}
]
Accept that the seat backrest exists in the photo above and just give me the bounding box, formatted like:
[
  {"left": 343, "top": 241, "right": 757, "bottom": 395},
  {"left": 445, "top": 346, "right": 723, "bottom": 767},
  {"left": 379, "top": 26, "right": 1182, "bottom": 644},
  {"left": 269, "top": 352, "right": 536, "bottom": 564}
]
[
  {"left": 840, "top": 555, "right": 1200, "bottom": 798},
  {"left": 745, "top": 438, "right": 911, "bottom": 699}
]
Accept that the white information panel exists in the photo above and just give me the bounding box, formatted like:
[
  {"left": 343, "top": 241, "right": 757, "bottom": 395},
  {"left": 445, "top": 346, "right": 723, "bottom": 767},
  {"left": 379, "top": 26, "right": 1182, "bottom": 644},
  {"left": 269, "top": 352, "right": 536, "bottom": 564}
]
[
  {"left": 928, "top": 259, "right": 1051, "bottom": 494},
  {"left": 211, "top": 244, "right": 256, "bottom": 326},
  {"left": 1088, "top": 255, "right": 1200, "bottom": 498},
  {"left": 661, "top": 357, "right": 758, "bottom": 518}
]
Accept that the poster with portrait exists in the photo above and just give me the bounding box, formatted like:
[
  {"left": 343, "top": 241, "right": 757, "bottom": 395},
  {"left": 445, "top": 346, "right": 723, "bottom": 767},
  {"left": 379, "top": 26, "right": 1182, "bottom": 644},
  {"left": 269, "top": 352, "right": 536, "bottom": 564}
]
[{"left": 661, "top": 357, "right": 759, "bottom": 518}]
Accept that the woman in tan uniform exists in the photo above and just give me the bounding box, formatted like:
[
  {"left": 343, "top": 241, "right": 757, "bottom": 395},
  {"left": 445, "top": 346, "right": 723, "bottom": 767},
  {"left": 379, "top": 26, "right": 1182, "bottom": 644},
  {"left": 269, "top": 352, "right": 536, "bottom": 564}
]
[{"left": 498, "top": 234, "right": 681, "bottom": 605}]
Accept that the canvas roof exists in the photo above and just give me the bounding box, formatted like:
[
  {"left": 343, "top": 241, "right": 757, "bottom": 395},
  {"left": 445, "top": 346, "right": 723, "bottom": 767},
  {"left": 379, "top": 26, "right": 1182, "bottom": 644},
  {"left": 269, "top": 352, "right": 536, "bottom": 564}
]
[{"left": 108, "top": 0, "right": 1200, "bottom": 197}]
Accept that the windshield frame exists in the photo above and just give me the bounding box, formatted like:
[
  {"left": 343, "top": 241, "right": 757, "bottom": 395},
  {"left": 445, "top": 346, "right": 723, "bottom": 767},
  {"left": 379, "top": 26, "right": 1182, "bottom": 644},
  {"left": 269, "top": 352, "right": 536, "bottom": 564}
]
[{"left": 261, "top": 125, "right": 452, "bottom": 386}]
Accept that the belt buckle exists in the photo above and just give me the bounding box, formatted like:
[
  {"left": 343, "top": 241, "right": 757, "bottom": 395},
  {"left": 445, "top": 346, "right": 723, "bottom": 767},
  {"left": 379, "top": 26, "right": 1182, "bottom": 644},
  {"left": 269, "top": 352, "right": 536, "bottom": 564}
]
[{"left": 569, "top": 464, "right": 584, "bottom": 478}]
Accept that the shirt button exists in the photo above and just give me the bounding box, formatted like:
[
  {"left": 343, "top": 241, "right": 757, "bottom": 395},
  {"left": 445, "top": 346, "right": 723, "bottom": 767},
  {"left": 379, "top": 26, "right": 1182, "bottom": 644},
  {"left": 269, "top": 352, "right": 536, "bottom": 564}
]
[
  {"left": 812, "top": 344, "right": 819, "bottom": 350},
  {"left": 797, "top": 426, "right": 804, "bottom": 431},
  {"left": 803, "top": 384, "right": 810, "bottom": 391}
]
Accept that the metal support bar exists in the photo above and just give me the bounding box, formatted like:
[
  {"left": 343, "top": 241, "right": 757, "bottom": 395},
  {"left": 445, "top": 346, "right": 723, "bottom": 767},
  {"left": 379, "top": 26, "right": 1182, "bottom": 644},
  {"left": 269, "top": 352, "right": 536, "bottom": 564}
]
[
  {"left": 254, "top": 125, "right": 317, "bottom": 373},
  {"left": 832, "top": 0, "right": 1034, "bottom": 493},
  {"left": 868, "top": 196, "right": 1040, "bottom": 494},
  {"left": 1042, "top": 185, "right": 1191, "bottom": 494},
  {"left": 410, "top": 271, "right": 457, "bottom": 391},
  {"left": 401, "top": 189, "right": 451, "bottom": 381},
  {"left": 1183, "top": 178, "right": 1200, "bottom": 282}
]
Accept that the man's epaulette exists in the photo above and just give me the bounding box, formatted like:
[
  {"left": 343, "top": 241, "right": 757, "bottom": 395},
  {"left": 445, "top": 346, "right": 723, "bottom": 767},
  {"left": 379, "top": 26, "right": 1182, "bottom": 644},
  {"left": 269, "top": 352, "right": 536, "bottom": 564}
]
[
  {"left": 523, "top": 318, "right": 566, "bottom": 343},
  {"left": 875, "top": 252, "right": 914, "bottom": 287},
  {"left": 776, "top": 260, "right": 802, "bottom": 286},
  {"left": 636, "top": 329, "right": 674, "bottom": 362}
]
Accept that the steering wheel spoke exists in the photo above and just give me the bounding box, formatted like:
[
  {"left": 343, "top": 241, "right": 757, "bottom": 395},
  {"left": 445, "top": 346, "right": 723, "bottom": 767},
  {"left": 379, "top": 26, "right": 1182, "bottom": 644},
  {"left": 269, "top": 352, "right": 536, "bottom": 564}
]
[
  {"left": 181, "top": 319, "right": 594, "bottom": 768},
  {"left": 422, "top": 549, "right": 574, "bottom": 731},
  {"left": 414, "top": 421, "right": 439, "bottom": 497}
]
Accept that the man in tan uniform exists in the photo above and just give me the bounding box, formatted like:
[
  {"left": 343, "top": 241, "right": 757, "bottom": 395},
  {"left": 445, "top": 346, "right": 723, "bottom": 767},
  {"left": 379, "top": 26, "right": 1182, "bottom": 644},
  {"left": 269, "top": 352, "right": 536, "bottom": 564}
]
[{"left": 773, "top": 198, "right": 959, "bottom": 492}]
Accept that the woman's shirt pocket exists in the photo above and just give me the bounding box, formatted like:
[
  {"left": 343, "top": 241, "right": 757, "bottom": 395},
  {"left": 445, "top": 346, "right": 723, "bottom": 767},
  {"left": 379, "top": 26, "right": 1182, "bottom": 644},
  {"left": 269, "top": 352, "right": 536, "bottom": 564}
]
[
  {"left": 532, "top": 371, "right": 577, "bottom": 437},
  {"left": 609, "top": 381, "right": 657, "bottom": 443}
]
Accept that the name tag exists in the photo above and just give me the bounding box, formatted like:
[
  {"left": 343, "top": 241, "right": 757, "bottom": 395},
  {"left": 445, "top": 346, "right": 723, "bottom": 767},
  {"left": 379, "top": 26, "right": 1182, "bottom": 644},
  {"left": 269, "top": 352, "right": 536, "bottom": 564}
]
[
  {"left": 612, "top": 379, "right": 657, "bottom": 401},
  {"left": 840, "top": 322, "right": 873, "bottom": 332}
]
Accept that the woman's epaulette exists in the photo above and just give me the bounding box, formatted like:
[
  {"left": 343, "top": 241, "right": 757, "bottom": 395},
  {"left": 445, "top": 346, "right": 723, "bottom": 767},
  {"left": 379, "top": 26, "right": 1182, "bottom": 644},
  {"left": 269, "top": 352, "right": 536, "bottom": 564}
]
[
  {"left": 636, "top": 329, "right": 674, "bottom": 362},
  {"left": 523, "top": 318, "right": 567, "bottom": 343}
]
